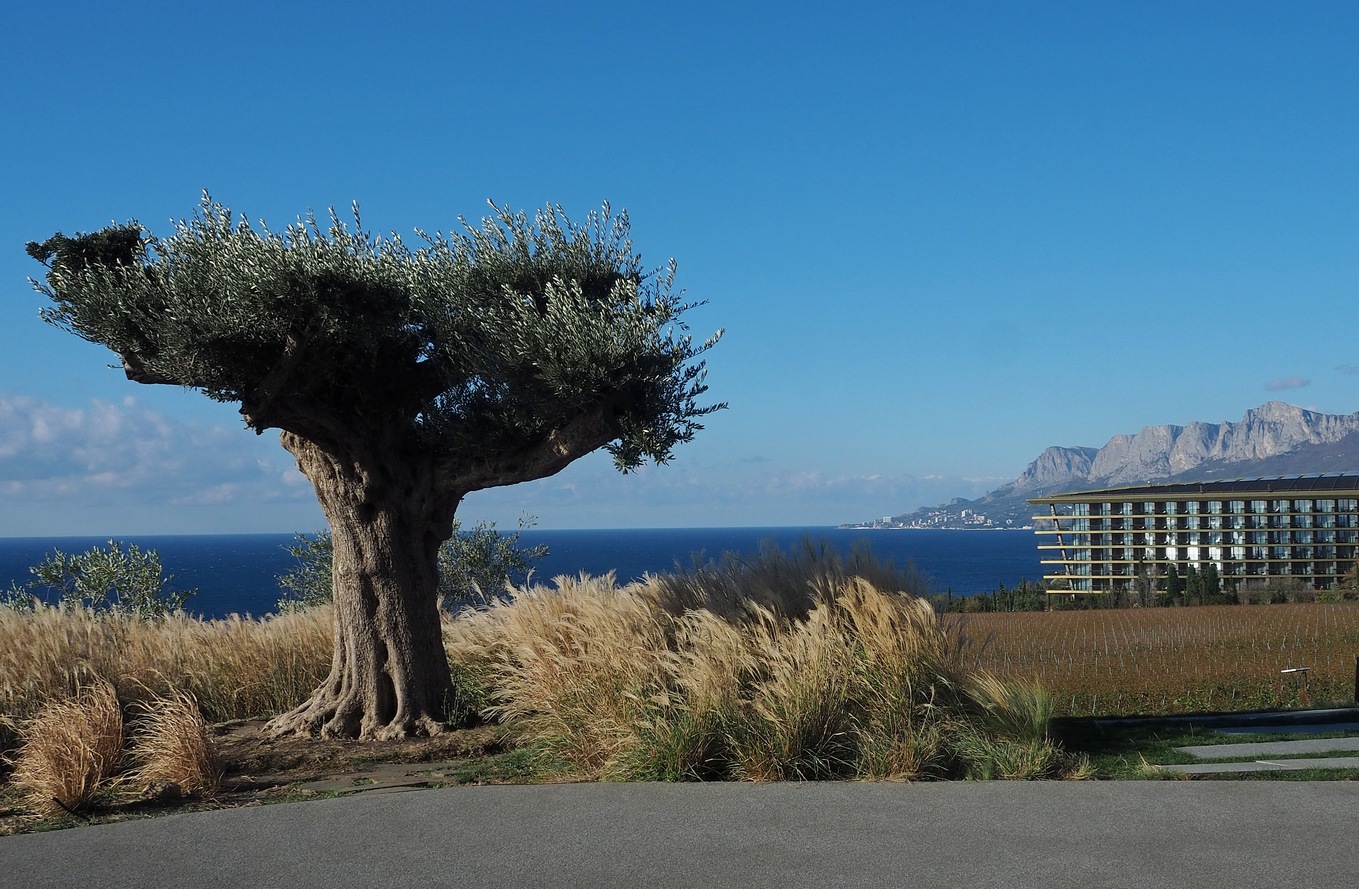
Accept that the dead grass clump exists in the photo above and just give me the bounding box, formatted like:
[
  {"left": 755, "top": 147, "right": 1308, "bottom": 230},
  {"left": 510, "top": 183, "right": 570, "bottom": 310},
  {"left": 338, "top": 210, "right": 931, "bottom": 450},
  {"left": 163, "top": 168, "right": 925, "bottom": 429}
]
[
  {"left": 126, "top": 689, "right": 221, "bottom": 797},
  {"left": 8, "top": 681, "right": 123, "bottom": 818}
]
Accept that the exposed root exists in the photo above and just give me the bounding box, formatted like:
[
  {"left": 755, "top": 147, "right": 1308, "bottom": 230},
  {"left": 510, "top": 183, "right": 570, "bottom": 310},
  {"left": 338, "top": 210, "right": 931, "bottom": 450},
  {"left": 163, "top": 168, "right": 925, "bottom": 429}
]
[{"left": 266, "top": 692, "right": 445, "bottom": 741}]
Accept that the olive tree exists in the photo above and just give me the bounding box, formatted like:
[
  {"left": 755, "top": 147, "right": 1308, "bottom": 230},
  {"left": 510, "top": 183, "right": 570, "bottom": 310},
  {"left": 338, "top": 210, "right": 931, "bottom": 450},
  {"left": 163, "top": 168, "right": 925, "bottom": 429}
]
[{"left": 27, "top": 196, "right": 722, "bottom": 739}]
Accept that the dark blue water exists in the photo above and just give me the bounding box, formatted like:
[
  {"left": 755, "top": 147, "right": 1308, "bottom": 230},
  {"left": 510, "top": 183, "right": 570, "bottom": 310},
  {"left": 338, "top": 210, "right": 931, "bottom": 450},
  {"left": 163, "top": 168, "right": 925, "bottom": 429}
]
[{"left": 0, "top": 528, "right": 1040, "bottom": 619}]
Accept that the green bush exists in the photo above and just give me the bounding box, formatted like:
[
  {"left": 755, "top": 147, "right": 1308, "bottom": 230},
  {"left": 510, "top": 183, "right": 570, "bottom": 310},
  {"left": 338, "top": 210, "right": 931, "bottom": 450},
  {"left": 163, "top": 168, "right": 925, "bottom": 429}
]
[
  {"left": 3, "top": 540, "right": 195, "bottom": 617},
  {"left": 277, "top": 517, "right": 547, "bottom": 612}
]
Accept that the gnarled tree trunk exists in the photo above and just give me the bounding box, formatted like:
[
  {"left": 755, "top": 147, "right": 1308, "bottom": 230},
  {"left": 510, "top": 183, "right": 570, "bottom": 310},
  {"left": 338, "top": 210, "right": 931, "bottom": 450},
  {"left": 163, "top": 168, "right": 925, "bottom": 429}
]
[{"left": 267, "top": 433, "right": 456, "bottom": 740}]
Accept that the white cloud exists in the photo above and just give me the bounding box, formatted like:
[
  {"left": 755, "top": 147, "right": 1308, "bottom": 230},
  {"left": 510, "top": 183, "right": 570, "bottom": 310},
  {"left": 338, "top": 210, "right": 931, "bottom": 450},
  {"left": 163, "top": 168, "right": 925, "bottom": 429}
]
[
  {"left": 1265, "top": 376, "right": 1310, "bottom": 391},
  {"left": 0, "top": 393, "right": 313, "bottom": 521},
  {"left": 0, "top": 393, "right": 1009, "bottom": 534}
]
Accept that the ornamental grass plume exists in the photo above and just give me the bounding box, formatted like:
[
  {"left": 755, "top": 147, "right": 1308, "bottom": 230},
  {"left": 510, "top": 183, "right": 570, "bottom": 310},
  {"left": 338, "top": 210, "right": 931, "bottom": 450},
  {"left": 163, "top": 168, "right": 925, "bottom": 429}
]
[
  {"left": 472, "top": 574, "right": 673, "bottom": 776},
  {"left": 720, "top": 603, "right": 857, "bottom": 780},
  {"left": 451, "top": 544, "right": 1080, "bottom": 782},
  {"left": 838, "top": 578, "right": 965, "bottom": 780},
  {"left": 126, "top": 688, "right": 221, "bottom": 797},
  {"left": 8, "top": 680, "right": 124, "bottom": 818}
]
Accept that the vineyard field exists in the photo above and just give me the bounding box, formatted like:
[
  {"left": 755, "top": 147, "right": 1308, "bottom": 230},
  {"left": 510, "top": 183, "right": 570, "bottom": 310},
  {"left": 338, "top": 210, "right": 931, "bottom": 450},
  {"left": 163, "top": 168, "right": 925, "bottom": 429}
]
[{"left": 946, "top": 604, "right": 1359, "bottom": 717}]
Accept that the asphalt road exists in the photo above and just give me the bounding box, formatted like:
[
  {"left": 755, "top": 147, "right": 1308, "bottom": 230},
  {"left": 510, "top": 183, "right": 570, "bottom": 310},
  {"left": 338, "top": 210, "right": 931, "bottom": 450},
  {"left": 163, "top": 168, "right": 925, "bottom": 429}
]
[{"left": 2, "top": 781, "right": 1356, "bottom": 889}]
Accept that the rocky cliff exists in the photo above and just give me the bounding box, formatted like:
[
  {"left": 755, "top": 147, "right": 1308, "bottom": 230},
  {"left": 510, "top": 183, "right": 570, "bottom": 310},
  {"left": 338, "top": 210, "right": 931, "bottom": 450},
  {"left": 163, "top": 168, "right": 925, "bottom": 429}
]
[
  {"left": 852, "top": 402, "right": 1359, "bottom": 529},
  {"left": 1020, "top": 401, "right": 1359, "bottom": 493}
]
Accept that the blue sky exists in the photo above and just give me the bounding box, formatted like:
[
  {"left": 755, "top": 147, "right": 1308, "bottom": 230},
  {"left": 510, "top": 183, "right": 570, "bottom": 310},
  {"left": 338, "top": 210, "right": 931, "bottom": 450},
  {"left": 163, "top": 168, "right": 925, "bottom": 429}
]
[{"left": 3, "top": 1, "right": 1357, "bottom": 535}]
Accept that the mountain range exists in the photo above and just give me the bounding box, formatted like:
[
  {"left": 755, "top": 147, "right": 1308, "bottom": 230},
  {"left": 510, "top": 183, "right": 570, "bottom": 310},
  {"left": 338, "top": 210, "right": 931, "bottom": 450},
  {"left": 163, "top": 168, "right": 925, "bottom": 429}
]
[{"left": 848, "top": 401, "right": 1359, "bottom": 529}]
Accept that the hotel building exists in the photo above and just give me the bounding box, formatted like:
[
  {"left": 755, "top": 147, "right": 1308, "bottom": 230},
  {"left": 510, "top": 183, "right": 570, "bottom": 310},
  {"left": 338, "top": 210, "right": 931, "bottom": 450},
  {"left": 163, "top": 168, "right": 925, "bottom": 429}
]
[{"left": 1029, "top": 474, "right": 1359, "bottom": 595}]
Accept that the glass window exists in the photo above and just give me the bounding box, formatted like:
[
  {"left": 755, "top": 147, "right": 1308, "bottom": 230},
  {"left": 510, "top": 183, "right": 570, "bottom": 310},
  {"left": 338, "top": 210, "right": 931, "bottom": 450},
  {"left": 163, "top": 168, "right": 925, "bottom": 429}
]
[
  {"left": 1317, "top": 500, "right": 1336, "bottom": 513},
  {"left": 1250, "top": 500, "right": 1268, "bottom": 513},
  {"left": 1272, "top": 499, "right": 1290, "bottom": 513},
  {"left": 1294, "top": 499, "right": 1312, "bottom": 513},
  {"left": 1165, "top": 502, "right": 1179, "bottom": 515},
  {"left": 1208, "top": 501, "right": 1223, "bottom": 514},
  {"left": 1228, "top": 501, "right": 1245, "bottom": 513},
  {"left": 1185, "top": 501, "right": 1200, "bottom": 514}
]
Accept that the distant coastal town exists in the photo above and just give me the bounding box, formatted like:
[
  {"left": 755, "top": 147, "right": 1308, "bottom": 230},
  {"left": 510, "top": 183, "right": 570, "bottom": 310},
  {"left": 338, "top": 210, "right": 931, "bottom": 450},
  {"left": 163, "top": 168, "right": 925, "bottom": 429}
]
[{"left": 840, "top": 504, "right": 1033, "bottom": 531}]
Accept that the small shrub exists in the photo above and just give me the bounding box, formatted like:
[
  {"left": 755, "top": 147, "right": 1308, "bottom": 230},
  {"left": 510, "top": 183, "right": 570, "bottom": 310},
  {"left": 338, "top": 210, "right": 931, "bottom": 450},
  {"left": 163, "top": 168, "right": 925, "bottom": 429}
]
[
  {"left": 279, "top": 517, "right": 547, "bottom": 612},
  {"left": 644, "top": 536, "right": 928, "bottom": 622},
  {"left": 3, "top": 541, "right": 195, "bottom": 617},
  {"left": 8, "top": 681, "right": 123, "bottom": 818},
  {"left": 950, "top": 731, "right": 1066, "bottom": 780},
  {"left": 965, "top": 671, "right": 1053, "bottom": 743},
  {"left": 126, "top": 689, "right": 221, "bottom": 797}
]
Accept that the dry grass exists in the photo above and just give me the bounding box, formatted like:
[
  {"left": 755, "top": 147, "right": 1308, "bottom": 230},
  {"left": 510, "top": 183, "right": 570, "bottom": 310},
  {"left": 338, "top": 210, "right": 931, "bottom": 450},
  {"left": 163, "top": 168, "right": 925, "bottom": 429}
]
[
  {"left": 951, "top": 603, "right": 1359, "bottom": 716},
  {"left": 0, "top": 604, "right": 332, "bottom": 753},
  {"left": 448, "top": 555, "right": 1072, "bottom": 782},
  {"left": 126, "top": 689, "right": 221, "bottom": 797},
  {"left": 7, "top": 681, "right": 123, "bottom": 818},
  {"left": 0, "top": 545, "right": 1107, "bottom": 793}
]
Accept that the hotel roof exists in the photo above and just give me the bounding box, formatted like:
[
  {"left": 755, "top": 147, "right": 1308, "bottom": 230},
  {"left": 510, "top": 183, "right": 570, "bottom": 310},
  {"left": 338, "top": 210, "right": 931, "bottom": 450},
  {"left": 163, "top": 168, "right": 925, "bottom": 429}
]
[{"left": 1028, "top": 473, "right": 1359, "bottom": 503}]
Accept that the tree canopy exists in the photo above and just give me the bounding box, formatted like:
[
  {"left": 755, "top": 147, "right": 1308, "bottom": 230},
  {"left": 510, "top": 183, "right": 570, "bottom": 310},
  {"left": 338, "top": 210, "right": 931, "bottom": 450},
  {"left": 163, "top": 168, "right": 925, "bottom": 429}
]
[
  {"left": 27, "top": 195, "right": 722, "bottom": 739},
  {"left": 27, "top": 196, "right": 722, "bottom": 489}
]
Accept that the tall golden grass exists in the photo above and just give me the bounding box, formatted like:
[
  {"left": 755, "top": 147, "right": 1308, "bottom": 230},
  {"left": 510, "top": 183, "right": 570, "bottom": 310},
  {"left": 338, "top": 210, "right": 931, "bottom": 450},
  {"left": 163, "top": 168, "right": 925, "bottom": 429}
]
[
  {"left": 7, "top": 681, "right": 123, "bottom": 817},
  {"left": 953, "top": 603, "right": 1359, "bottom": 716},
  {"left": 449, "top": 558, "right": 1073, "bottom": 781},
  {"left": 0, "top": 604, "right": 331, "bottom": 754},
  {"left": 1, "top": 545, "right": 1092, "bottom": 795},
  {"left": 126, "top": 689, "right": 222, "bottom": 797}
]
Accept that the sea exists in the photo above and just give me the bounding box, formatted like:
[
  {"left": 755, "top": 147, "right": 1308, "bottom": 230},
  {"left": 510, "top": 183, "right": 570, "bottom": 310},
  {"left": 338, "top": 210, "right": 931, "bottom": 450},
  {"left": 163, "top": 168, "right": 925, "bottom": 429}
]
[{"left": 0, "top": 527, "right": 1041, "bottom": 620}]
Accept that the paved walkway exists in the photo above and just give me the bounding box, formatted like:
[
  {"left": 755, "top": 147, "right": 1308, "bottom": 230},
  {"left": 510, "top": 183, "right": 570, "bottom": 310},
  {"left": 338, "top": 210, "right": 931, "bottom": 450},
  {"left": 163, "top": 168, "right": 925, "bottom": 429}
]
[
  {"left": 2, "top": 782, "right": 1357, "bottom": 889},
  {"left": 1156, "top": 716, "right": 1359, "bottom": 775},
  {"left": 1176, "top": 736, "right": 1359, "bottom": 759}
]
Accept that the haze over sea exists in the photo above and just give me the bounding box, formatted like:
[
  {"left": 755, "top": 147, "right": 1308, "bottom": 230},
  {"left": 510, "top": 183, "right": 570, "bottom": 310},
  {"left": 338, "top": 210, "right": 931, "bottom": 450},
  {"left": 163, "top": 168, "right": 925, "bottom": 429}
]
[{"left": 0, "top": 528, "right": 1038, "bottom": 619}]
